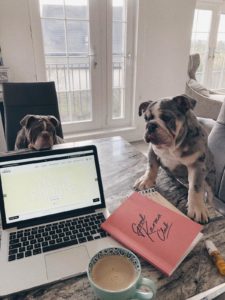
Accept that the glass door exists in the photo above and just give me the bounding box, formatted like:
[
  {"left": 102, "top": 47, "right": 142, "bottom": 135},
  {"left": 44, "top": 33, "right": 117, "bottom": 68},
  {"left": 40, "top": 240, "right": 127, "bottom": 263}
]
[
  {"left": 211, "top": 14, "right": 225, "bottom": 90},
  {"left": 40, "top": 0, "right": 92, "bottom": 124},
  {"left": 190, "top": 2, "right": 225, "bottom": 91},
  {"left": 190, "top": 9, "right": 212, "bottom": 83}
]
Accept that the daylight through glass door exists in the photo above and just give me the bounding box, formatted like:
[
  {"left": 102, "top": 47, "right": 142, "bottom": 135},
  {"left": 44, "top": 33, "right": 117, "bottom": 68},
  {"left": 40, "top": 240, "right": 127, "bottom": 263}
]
[{"left": 40, "top": 0, "right": 92, "bottom": 123}]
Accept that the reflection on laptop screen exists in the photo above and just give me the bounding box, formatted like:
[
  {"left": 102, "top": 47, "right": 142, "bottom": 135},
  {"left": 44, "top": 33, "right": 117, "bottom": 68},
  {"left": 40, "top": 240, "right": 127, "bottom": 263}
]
[{"left": 0, "top": 150, "right": 102, "bottom": 224}]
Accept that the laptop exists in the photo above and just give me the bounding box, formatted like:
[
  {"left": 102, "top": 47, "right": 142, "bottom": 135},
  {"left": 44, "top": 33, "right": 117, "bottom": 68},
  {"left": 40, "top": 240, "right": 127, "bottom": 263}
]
[{"left": 0, "top": 145, "right": 120, "bottom": 297}]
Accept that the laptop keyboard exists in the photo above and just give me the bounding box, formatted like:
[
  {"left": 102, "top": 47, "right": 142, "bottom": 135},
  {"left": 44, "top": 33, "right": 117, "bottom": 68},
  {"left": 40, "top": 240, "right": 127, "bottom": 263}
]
[{"left": 8, "top": 212, "right": 108, "bottom": 262}]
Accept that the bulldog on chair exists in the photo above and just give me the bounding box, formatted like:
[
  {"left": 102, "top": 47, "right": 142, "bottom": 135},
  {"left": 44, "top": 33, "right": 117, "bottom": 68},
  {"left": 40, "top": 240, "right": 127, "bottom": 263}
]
[
  {"left": 15, "top": 114, "right": 64, "bottom": 151},
  {"left": 134, "top": 95, "right": 216, "bottom": 223}
]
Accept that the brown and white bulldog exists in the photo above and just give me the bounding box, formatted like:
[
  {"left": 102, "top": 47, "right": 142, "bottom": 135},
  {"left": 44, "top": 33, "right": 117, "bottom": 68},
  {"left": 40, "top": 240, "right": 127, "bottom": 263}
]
[
  {"left": 15, "top": 114, "right": 64, "bottom": 151},
  {"left": 134, "top": 95, "right": 216, "bottom": 223}
]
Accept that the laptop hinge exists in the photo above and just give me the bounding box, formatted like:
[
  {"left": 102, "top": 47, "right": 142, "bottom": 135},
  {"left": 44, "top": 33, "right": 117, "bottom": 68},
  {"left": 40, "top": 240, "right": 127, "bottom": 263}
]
[{"left": 95, "top": 208, "right": 105, "bottom": 212}]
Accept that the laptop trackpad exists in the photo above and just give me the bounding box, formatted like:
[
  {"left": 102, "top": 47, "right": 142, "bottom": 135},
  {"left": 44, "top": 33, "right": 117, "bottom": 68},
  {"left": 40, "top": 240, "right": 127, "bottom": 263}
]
[{"left": 45, "top": 246, "right": 89, "bottom": 281}]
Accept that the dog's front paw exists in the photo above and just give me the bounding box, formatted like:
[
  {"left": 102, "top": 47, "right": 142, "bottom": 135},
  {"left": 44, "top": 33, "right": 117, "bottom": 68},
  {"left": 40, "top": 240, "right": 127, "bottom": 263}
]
[
  {"left": 134, "top": 174, "right": 155, "bottom": 190},
  {"left": 187, "top": 200, "right": 209, "bottom": 223}
]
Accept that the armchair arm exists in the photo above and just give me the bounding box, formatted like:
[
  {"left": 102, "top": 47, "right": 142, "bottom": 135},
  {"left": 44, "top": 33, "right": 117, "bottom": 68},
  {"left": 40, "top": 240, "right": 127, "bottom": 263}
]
[
  {"left": 185, "top": 82, "right": 222, "bottom": 120},
  {"left": 208, "top": 99, "right": 225, "bottom": 203}
]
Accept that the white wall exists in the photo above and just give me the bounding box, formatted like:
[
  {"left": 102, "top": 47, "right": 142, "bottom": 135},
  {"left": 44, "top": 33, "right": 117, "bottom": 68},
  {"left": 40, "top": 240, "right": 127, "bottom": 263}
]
[
  {"left": 134, "top": 0, "right": 196, "bottom": 139},
  {"left": 0, "top": 0, "right": 196, "bottom": 142},
  {"left": 0, "top": 0, "right": 46, "bottom": 82},
  {"left": 136, "top": 0, "right": 196, "bottom": 100}
]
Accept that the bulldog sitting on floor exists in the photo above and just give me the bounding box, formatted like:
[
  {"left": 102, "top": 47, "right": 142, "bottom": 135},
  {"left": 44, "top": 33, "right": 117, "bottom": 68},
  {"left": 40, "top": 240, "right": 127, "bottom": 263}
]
[
  {"left": 15, "top": 114, "right": 64, "bottom": 151},
  {"left": 134, "top": 95, "right": 216, "bottom": 223}
]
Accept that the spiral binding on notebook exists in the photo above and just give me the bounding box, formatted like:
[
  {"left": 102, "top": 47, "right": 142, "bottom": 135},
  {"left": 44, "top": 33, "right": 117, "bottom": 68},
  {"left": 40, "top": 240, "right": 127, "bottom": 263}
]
[
  {"left": 139, "top": 187, "right": 156, "bottom": 195},
  {"left": 133, "top": 187, "right": 162, "bottom": 202},
  {"left": 133, "top": 187, "right": 187, "bottom": 217}
]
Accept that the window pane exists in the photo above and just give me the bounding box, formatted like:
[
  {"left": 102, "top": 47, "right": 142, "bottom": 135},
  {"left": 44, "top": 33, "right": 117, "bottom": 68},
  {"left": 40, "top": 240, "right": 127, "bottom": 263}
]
[
  {"left": 65, "top": 0, "right": 88, "bottom": 19},
  {"left": 113, "top": 22, "right": 125, "bottom": 54},
  {"left": 190, "top": 9, "right": 212, "bottom": 83},
  {"left": 112, "top": 0, "right": 126, "bottom": 119},
  {"left": 211, "top": 14, "right": 225, "bottom": 89},
  {"left": 68, "top": 56, "right": 92, "bottom": 121},
  {"left": 68, "top": 89, "right": 91, "bottom": 122},
  {"left": 113, "top": 56, "right": 125, "bottom": 87},
  {"left": 113, "top": 88, "right": 124, "bottom": 118},
  {"left": 113, "top": 0, "right": 125, "bottom": 21},
  {"left": 40, "top": 0, "right": 64, "bottom": 18},
  {"left": 192, "top": 9, "right": 212, "bottom": 33},
  {"left": 66, "top": 20, "right": 89, "bottom": 54},
  {"left": 42, "top": 19, "right": 66, "bottom": 54}
]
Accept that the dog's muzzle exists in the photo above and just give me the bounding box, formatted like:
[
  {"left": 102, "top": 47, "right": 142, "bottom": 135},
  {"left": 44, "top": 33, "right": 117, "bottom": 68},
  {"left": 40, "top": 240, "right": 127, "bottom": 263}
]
[
  {"left": 145, "top": 122, "right": 173, "bottom": 146},
  {"left": 147, "top": 123, "right": 158, "bottom": 134},
  {"left": 144, "top": 122, "right": 158, "bottom": 143}
]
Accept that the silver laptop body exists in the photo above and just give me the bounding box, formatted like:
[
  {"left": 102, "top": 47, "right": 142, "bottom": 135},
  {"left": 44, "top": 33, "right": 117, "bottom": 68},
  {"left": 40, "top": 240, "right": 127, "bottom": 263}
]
[{"left": 0, "top": 145, "right": 119, "bottom": 297}]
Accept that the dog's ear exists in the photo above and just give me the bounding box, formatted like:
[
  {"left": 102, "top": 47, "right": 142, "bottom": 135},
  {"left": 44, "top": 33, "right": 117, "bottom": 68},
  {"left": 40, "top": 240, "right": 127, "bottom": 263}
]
[
  {"left": 48, "top": 115, "right": 60, "bottom": 128},
  {"left": 20, "top": 114, "right": 37, "bottom": 128},
  {"left": 172, "top": 95, "right": 196, "bottom": 114},
  {"left": 138, "top": 101, "right": 153, "bottom": 116}
]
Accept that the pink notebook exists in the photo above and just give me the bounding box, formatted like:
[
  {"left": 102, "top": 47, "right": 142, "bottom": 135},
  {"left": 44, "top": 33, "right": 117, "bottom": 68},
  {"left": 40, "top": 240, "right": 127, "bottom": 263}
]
[{"left": 101, "top": 192, "right": 203, "bottom": 276}]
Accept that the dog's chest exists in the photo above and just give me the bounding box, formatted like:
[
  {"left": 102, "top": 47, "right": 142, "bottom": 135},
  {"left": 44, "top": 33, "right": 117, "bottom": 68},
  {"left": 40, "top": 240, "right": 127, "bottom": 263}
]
[{"left": 152, "top": 146, "right": 181, "bottom": 171}]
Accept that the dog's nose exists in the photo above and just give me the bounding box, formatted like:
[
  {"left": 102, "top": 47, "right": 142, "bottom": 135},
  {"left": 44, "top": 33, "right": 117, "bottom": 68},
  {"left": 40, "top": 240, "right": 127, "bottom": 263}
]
[
  {"left": 148, "top": 123, "right": 158, "bottom": 133},
  {"left": 41, "top": 131, "right": 50, "bottom": 138}
]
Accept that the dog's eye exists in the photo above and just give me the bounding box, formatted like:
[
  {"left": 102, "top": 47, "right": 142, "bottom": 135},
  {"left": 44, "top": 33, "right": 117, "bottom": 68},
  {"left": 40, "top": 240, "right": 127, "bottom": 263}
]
[
  {"left": 161, "top": 114, "right": 172, "bottom": 122},
  {"left": 144, "top": 114, "right": 154, "bottom": 122},
  {"left": 161, "top": 114, "right": 176, "bottom": 131}
]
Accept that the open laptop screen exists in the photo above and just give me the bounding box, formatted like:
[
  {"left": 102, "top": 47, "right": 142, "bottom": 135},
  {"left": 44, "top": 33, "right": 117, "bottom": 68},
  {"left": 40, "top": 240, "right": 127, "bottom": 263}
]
[{"left": 0, "top": 146, "right": 106, "bottom": 229}]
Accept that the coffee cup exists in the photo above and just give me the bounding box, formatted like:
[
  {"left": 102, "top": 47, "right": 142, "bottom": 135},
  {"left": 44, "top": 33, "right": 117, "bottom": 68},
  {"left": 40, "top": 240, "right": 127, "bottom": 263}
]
[{"left": 87, "top": 247, "right": 156, "bottom": 300}]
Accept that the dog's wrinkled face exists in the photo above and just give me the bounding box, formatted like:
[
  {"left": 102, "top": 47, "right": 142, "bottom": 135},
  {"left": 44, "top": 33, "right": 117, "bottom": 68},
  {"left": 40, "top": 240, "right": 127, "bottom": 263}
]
[
  {"left": 20, "top": 114, "right": 60, "bottom": 150},
  {"left": 139, "top": 95, "right": 196, "bottom": 147}
]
